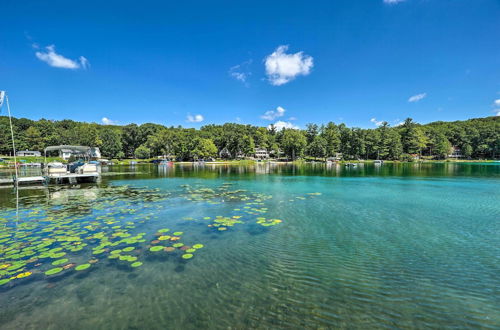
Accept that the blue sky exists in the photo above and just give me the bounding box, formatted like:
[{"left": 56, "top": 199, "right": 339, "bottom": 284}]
[{"left": 1, "top": 0, "right": 499, "bottom": 129}]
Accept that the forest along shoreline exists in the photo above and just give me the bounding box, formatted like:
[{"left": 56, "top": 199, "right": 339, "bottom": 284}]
[{"left": 0, "top": 116, "right": 498, "bottom": 164}]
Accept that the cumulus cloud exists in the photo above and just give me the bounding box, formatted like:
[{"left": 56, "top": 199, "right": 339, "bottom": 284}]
[
  {"left": 229, "top": 60, "right": 252, "bottom": 85},
  {"left": 408, "top": 93, "right": 427, "bottom": 103},
  {"left": 494, "top": 110, "right": 500, "bottom": 116},
  {"left": 370, "top": 118, "right": 384, "bottom": 127},
  {"left": 35, "top": 45, "right": 89, "bottom": 69},
  {"left": 268, "top": 121, "right": 299, "bottom": 131},
  {"left": 101, "top": 117, "right": 117, "bottom": 125},
  {"left": 261, "top": 106, "right": 286, "bottom": 120},
  {"left": 383, "top": 0, "right": 405, "bottom": 4},
  {"left": 186, "top": 114, "right": 204, "bottom": 123},
  {"left": 264, "top": 45, "right": 313, "bottom": 86},
  {"left": 494, "top": 99, "right": 500, "bottom": 107}
]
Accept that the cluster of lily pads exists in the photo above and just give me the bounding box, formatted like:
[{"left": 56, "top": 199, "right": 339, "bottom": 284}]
[
  {"left": 148, "top": 228, "right": 204, "bottom": 260},
  {"left": 0, "top": 186, "right": 200, "bottom": 288},
  {"left": 1, "top": 181, "right": 323, "bottom": 289}
]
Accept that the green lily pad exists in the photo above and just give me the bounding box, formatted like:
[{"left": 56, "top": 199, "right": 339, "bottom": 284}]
[
  {"left": 0, "top": 278, "right": 11, "bottom": 285},
  {"left": 50, "top": 252, "right": 66, "bottom": 258},
  {"left": 52, "top": 258, "right": 69, "bottom": 266},
  {"left": 186, "top": 248, "right": 196, "bottom": 253},
  {"left": 75, "top": 264, "right": 91, "bottom": 271},
  {"left": 45, "top": 267, "right": 63, "bottom": 275},
  {"left": 157, "top": 228, "right": 170, "bottom": 233},
  {"left": 181, "top": 254, "right": 193, "bottom": 259},
  {"left": 173, "top": 243, "right": 184, "bottom": 248},
  {"left": 131, "top": 262, "right": 143, "bottom": 268},
  {"left": 149, "top": 246, "right": 164, "bottom": 252},
  {"left": 173, "top": 232, "right": 183, "bottom": 236},
  {"left": 193, "top": 244, "right": 204, "bottom": 249},
  {"left": 122, "top": 247, "right": 135, "bottom": 252}
]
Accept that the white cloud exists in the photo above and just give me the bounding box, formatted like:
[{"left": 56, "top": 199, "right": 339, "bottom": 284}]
[
  {"left": 35, "top": 45, "right": 89, "bottom": 70},
  {"left": 408, "top": 93, "right": 427, "bottom": 103},
  {"left": 79, "top": 56, "right": 90, "bottom": 69},
  {"left": 288, "top": 116, "right": 297, "bottom": 121},
  {"left": 101, "top": 117, "right": 118, "bottom": 125},
  {"left": 229, "top": 60, "right": 252, "bottom": 85},
  {"left": 268, "top": 121, "right": 299, "bottom": 131},
  {"left": 494, "top": 99, "right": 500, "bottom": 107},
  {"left": 370, "top": 118, "right": 384, "bottom": 127},
  {"left": 261, "top": 106, "right": 286, "bottom": 120},
  {"left": 186, "top": 114, "right": 204, "bottom": 123},
  {"left": 383, "top": 0, "right": 405, "bottom": 4},
  {"left": 264, "top": 45, "right": 313, "bottom": 86}
]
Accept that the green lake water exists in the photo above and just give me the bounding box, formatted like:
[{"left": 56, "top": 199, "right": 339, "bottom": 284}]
[{"left": 0, "top": 163, "right": 499, "bottom": 329}]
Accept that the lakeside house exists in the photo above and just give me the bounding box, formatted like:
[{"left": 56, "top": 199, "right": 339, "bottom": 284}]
[
  {"left": 448, "top": 146, "right": 463, "bottom": 158},
  {"left": 219, "top": 147, "right": 231, "bottom": 159},
  {"left": 255, "top": 148, "right": 270, "bottom": 159},
  {"left": 45, "top": 146, "right": 101, "bottom": 160},
  {"left": 16, "top": 150, "right": 41, "bottom": 157}
]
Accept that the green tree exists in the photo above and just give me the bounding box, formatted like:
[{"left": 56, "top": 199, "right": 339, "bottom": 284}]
[
  {"left": 321, "top": 122, "right": 341, "bottom": 158},
  {"left": 99, "top": 128, "right": 123, "bottom": 158},
  {"left": 281, "top": 129, "right": 307, "bottom": 160},
  {"left": 134, "top": 145, "right": 151, "bottom": 159},
  {"left": 122, "top": 124, "right": 140, "bottom": 157},
  {"left": 400, "top": 118, "right": 420, "bottom": 154},
  {"left": 306, "top": 136, "right": 327, "bottom": 159},
  {"left": 25, "top": 126, "right": 44, "bottom": 151},
  {"left": 432, "top": 133, "right": 451, "bottom": 159},
  {"left": 192, "top": 138, "right": 217, "bottom": 159}
]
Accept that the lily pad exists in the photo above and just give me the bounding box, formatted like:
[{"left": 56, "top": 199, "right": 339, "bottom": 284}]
[
  {"left": 45, "top": 267, "right": 63, "bottom": 276},
  {"left": 193, "top": 244, "right": 204, "bottom": 249},
  {"left": 0, "top": 278, "right": 11, "bottom": 285},
  {"left": 75, "top": 264, "right": 91, "bottom": 271},
  {"left": 52, "top": 258, "right": 69, "bottom": 266},
  {"left": 131, "top": 262, "right": 143, "bottom": 267},
  {"left": 149, "top": 246, "right": 164, "bottom": 252},
  {"left": 181, "top": 254, "right": 193, "bottom": 259}
]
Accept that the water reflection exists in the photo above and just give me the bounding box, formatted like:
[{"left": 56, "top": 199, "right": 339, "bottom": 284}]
[{"left": 150, "top": 162, "right": 500, "bottom": 179}]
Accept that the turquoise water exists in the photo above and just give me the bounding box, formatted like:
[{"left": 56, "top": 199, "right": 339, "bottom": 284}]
[{"left": 0, "top": 163, "right": 499, "bottom": 329}]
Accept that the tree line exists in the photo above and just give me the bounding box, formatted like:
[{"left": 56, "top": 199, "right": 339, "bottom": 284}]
[{"left": 0, "top": 116, "right": 498, "bottom": 160}]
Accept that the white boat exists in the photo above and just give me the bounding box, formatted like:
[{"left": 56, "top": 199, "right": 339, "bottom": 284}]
[
  {"left": 76, "top": 163, "right": 98, "bottom": 174},
  {"left": 46, "top": 162, "right": 67, "bottom": 176}
]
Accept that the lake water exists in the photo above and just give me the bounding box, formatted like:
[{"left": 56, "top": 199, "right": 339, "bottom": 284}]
[{"left": 0, "top": 163, "right": 499, "bottom": 329}]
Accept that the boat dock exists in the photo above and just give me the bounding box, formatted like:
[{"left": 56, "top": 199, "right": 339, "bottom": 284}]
[{"left": 0, "top": 173, "right": 99, "bottom": 187}]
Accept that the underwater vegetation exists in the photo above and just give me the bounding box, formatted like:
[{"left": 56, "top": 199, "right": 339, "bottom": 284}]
[{"left": 0, "top": 182, "right": 322, "bottom": 290}]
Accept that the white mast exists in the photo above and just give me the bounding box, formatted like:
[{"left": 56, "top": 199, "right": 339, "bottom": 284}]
[{"left": 0, "top": 91, "right": 19, "bottom": 186}]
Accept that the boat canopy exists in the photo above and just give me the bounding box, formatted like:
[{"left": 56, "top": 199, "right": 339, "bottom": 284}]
[{"left": 44, "top": 145, "right": 91, "bottom": 153}]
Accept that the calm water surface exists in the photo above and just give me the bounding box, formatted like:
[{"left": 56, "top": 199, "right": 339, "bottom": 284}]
[{"left": 0, "top": 163, "right": 499, "bottom": 329}]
